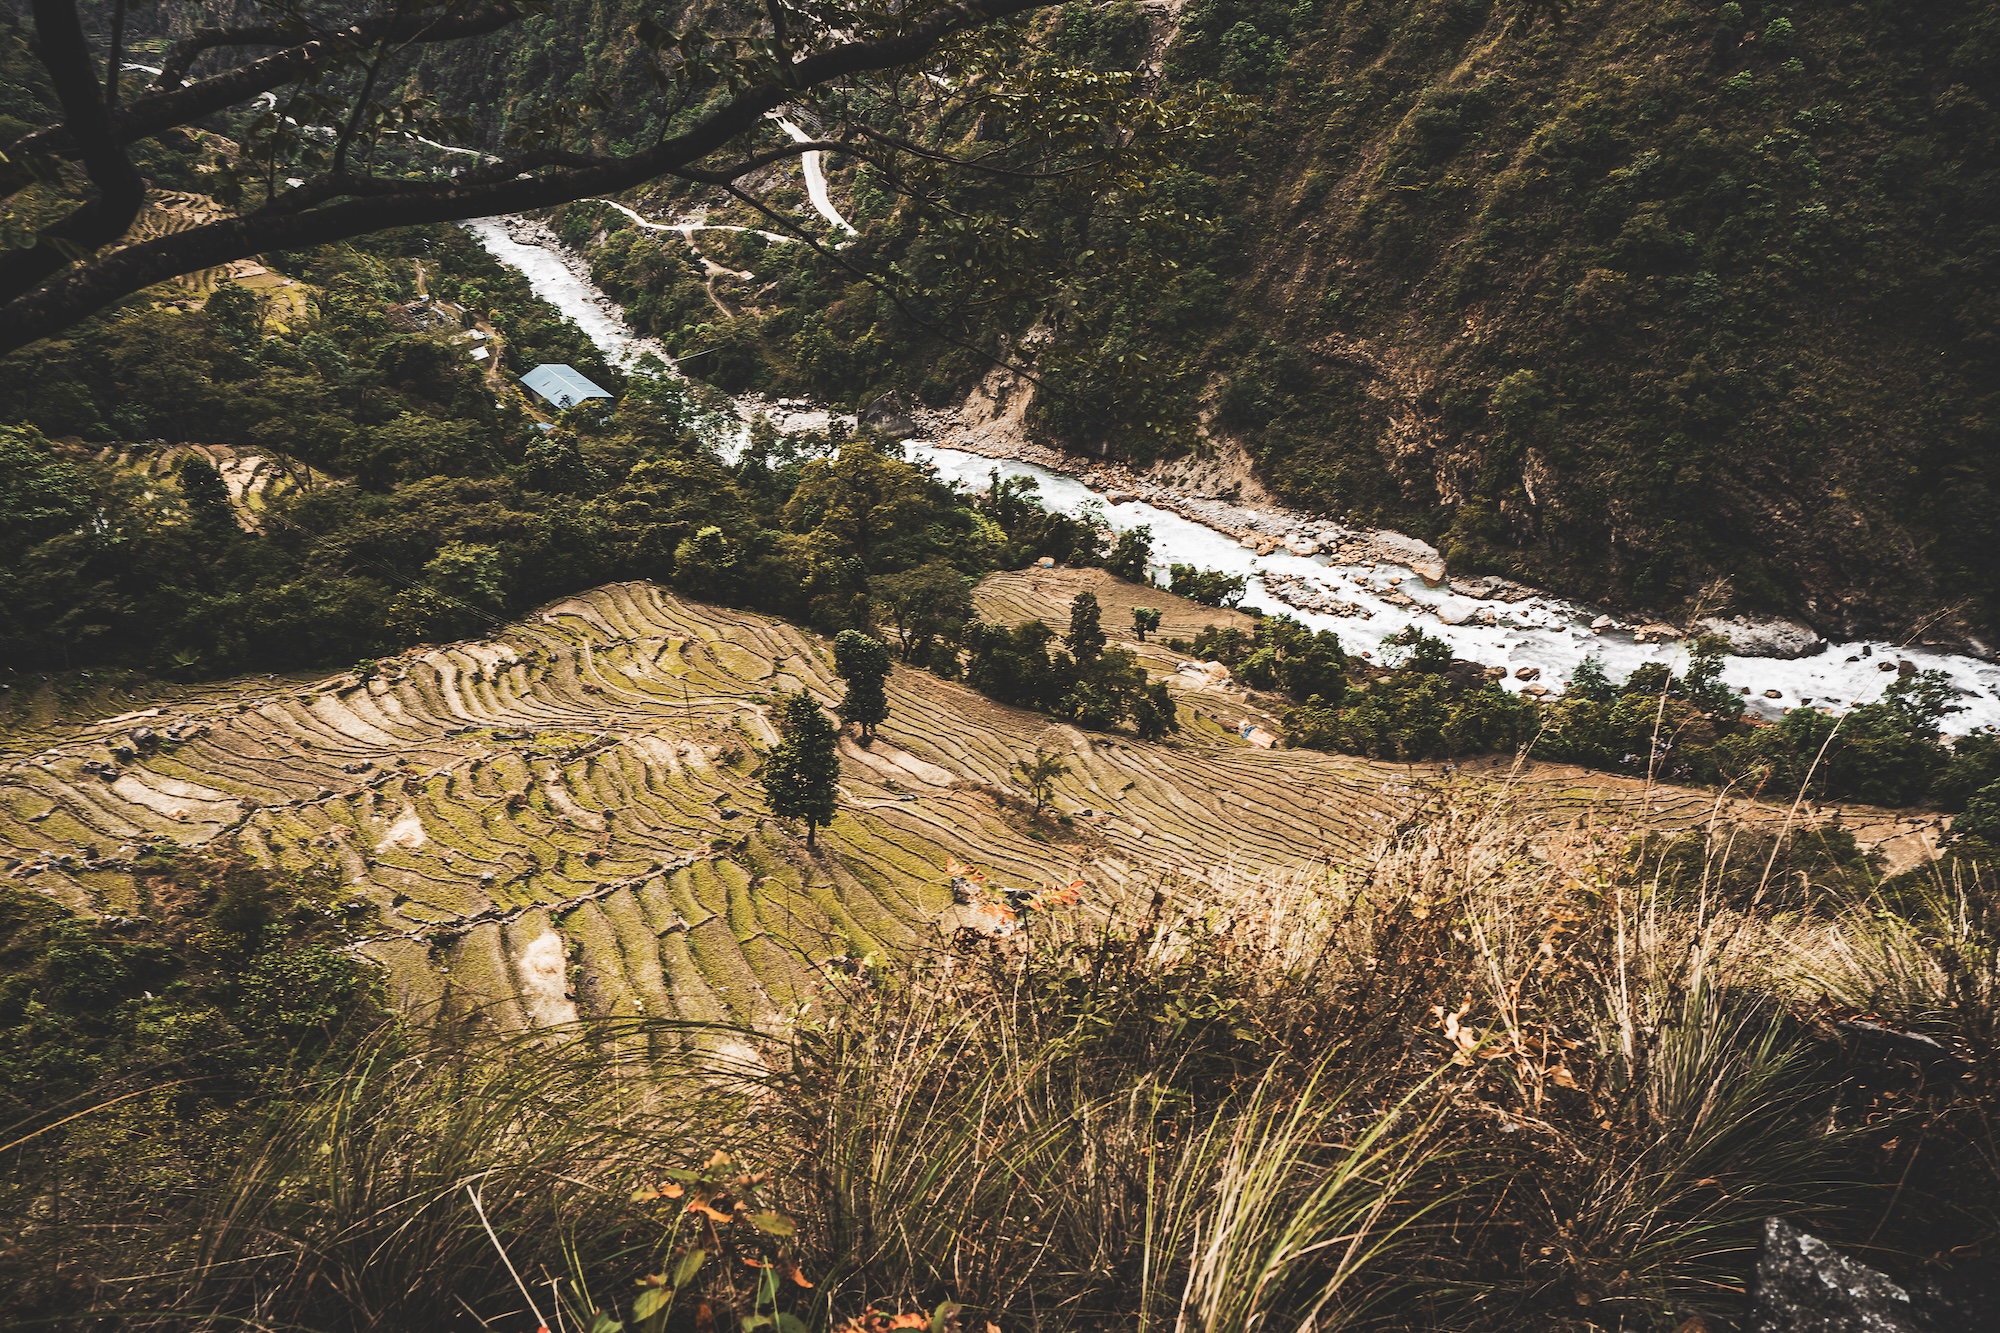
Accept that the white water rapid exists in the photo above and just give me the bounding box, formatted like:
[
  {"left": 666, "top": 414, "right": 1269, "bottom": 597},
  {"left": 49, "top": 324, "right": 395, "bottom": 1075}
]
[{"left": 468, "top": 218, "right": 2000, "bottom": 735}]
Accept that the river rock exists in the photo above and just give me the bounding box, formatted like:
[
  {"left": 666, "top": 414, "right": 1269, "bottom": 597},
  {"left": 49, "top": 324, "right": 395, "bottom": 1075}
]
[
  {"left": 859, "top": 392, "right": 917, "bottom": 438},
  {"left": 1372, "top": 532, "right": 1446, "bottom": 585},
  {"left": 1698, "top": 614, "right": 1825, "bottom": 659},
  {"left": 1261, "top": 573, "right": 1365, "bottom": 618}
]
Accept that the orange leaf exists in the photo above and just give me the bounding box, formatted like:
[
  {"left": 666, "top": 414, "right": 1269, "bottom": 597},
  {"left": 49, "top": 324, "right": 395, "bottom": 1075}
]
[
  {"left": 661, "top": 1180, "right": 685, "bottom": 1198},
  {"left": 888, "top": 1315, "right": 928, "bottom": 1330},
  {"left": 687, "top": 1200, "right": 732, "bottom": 1223},
  {"left": 787, "top": 1261, "right": 815, "bottom": 1289}
]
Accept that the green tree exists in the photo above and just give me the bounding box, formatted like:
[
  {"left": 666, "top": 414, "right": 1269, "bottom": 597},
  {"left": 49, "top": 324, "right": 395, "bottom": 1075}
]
[
  {"left": 1169, "top": 564, "right": 1248, "bottom": 608},
  {"left": 516, "top": 433, "right": 603, "bottom": 495},
  {"left": 1067, "top": 591, "right": 1107, "bottom": 662},
  {"left": 763, "top": 691, "right": 840, "bottom": 848},
  {"left": 833, "top": 629, "right": 892, "bottom": 741},
  {"left": 870, "top": 561, "right": 974, "bottom": 663},
  {"left": 1012, "top": 746, "right": 1070, "bottom": 814},
  {"left": 1380, "top": 625, "right": 1454, "bottom": 673},
  {"left": 177, "top": 454, "right": 238, "bottom": 545},
  {"left": 1131, "top": 606, "right": 1162, "bottom": 642},
  {"left": 1953, "top": 780, "right": 2000, "bottom": 846},
  {"left": 1132, "top": 680, "right": 1178, "bottom": 740},
  {"left": 0, "top": 425, "right": 85, "bottom": 560},
  {"left": 1107, "top": 525, "right": 1153, "bottom": 580},
  {"left": 383, "top": 542, "right": 506, "bottom": 642}
]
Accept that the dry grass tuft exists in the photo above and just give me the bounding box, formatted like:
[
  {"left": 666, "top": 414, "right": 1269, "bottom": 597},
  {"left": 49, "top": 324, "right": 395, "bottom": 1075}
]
[{"left": 12, "top": 794, "right": 1998, "bottom": 1331}]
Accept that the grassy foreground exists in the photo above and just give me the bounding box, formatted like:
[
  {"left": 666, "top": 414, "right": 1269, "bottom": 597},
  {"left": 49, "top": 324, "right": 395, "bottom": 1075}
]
[{"left": 6, "top": 788, "right": 1994, "bottom": 1332}]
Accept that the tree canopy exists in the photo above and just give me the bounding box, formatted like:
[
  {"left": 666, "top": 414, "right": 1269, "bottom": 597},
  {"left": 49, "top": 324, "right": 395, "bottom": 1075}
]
[
  {"left": 0, "top": 0, "right": 1175, "bottom": 352},
  {"left": 763, "top": 689, "right": 840, "bottom": 847},
  {"left": 832, "top": 628, "right": 891, "bottom": 739}
]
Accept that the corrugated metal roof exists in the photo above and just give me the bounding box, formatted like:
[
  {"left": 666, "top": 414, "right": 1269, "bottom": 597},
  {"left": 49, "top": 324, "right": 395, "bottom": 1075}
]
[{"left": 521, "top": 363, "right": 612, "bottom": 409}]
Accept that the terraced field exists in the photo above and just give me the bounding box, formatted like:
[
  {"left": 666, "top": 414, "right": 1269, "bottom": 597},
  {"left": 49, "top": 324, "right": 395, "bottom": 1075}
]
[
  {"left": 100, "top": 442, "right": 324, "bottom": 531},
  {"left": 1, "top": 577, "right": 1946, "bottom": 1031},
  {"left": 125, "top": 190, "right": 315, "bottom": 325}
]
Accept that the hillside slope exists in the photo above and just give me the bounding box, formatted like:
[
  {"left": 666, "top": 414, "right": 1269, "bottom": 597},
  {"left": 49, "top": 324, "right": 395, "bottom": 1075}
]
[
  {"left": 490, "top": 0, "right": 1998, "bottom": 647},
  {"left": 2, "top": 576, "right": 1944, "bottom": 1026},
  {"left": 1177, "top": 0, "right": 1999, "bottom": 647}
]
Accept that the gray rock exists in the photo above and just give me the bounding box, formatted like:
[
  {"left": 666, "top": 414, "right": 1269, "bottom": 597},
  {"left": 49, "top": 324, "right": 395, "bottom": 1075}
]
[
  {"left": 1697, "top": 614, "right": 1827, "bottom": 659},
  {"left": 1748, "top": 1218, "right": 1922, "bottom": 1333},
  {"left": 860, "top": 392, "right": 917, "bottom": 438},
  {"left": 1746, "top": 1218, "right": 1993, "bottom": 1333}
]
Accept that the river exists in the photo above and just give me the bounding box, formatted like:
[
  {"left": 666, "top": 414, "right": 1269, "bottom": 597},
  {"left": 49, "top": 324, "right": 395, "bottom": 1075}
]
[{"left": 465, "top": 216, "right": 2000, "bottom": 735}]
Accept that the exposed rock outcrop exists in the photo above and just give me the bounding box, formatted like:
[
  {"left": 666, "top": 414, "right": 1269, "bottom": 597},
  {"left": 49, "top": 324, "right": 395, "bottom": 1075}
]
[
  {"left": 1698, "top": 614, "right": 1827, "bottom": 660},
  {"left": 1747, "top": 1218, "right": 1991, "bottom": 1333}
]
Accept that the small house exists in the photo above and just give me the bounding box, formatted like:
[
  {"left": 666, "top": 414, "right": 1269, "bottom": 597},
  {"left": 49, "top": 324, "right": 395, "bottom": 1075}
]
[{"left": 521, "top": 363, "right": 612, "bottom": 411}]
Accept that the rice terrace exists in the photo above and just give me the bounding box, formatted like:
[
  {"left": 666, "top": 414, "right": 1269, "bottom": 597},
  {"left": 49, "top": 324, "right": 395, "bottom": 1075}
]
[
  {"left": 12, "top": 570, "right": 1917, "bottom": 1027},
  {"left": 5, "top": 0, "right": 2000, "bottom": 1325}
]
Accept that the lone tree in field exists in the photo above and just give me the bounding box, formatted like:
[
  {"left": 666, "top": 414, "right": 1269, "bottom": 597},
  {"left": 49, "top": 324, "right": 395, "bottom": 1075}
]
[
  {"left": 0, "top": 0, "right": 1204, "bottom": 354},
  {"left": 1066, "top": 592, "right": 1105, "bottom": 663},
  {"left": 763, "top": 691, "right": 840, "bottom": 849},
  {"left": 1131, "top": 607, "right": 1161, "bottom": 643},
  {"left": 833, "top": 629, "right": 892, "bottom": 741},
  {"left": 1012, "top": 745, "right": 1069, "bottom": 815}
]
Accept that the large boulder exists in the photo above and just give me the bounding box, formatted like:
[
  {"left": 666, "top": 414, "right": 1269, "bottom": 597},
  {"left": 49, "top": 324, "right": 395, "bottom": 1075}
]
[
  {"left": 1697, "top": 614, "right": 1827, "bottom": 659},
  {"left": 1748, "top": 1219, "right": 1923, "bottom": 1332},
  {"left": 859, "top": 391, "right": 918, "bottom": 439},
  {"left": 1748, "top": 1218, "right": 1989, "bottom": 1333}
]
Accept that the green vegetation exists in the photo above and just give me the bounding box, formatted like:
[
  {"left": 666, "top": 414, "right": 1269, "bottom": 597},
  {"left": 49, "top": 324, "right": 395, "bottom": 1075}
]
[
  {"left": 7, "top": 2, "right": 2000, "bottom": 1325},
  {"left": 7, "top": 801, "right": 1998, "bottom": 1330},
  {"left": 0, "top": 221, "right": 1167, "bottom": 749},
  {"left": 1, "top": 852, "right": 384, "bottom": 1313},
  {"left": 1169, "top": 563, "right": 1249, "bottom": 608},
  {"left": 541, "top": 0, "right": 2000, "bottom": 647},
  {"left": 965, "top": 592, "right": 1179, "bottom": 739},
  {"left": 0, "top": 224, "right": 614, "bottom": 675},
  {"left": 833, "top": 630, "right": 893, "bottom": 741},
  {"left": 1181, "top": 614, "right": 2000, "bottom": 814},
  {"left": 1011, "top": 745, "right": 1071, "bottom": 814},
  {"left": 764, "top": 691, "right": 842, "bottom": 848}
]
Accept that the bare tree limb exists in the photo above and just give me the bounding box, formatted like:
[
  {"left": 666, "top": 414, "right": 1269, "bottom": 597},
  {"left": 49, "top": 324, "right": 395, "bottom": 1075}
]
[
  {"left": 0, "top": 0, "right": 1056, "bottom": 353},
  {"left": 671, "top": 136, "right": 859, "bottom": 185},
  {"left": 156, "top": 23, "right": 297, "bottom": 89},
  {"left": 0, "top": 0, "right": 146, "bottom": 302},
  {"left": 7, "top": 2, "right": 525, "bottom": 160}
]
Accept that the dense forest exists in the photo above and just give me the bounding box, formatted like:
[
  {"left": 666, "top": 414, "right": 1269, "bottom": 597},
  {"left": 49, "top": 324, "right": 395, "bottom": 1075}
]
[{"left": 482, "top": 0, "right": 2000, "bottom": 649}]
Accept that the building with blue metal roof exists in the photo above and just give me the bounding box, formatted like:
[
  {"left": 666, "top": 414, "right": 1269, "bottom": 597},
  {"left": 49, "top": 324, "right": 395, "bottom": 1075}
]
[{"left": 520, "top": 363, "right": 612, "bottom": 410}]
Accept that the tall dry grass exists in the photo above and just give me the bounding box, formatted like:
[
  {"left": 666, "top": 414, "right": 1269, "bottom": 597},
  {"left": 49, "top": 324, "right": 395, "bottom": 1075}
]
[{"left": 21, "top": 789, "right": 1998, "bottom": 1332}]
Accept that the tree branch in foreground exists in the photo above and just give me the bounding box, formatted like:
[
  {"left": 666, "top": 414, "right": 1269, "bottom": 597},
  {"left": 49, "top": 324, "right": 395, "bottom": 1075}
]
[{"left": 0, "top": 0, "right": 1055, "bottom": 355}]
